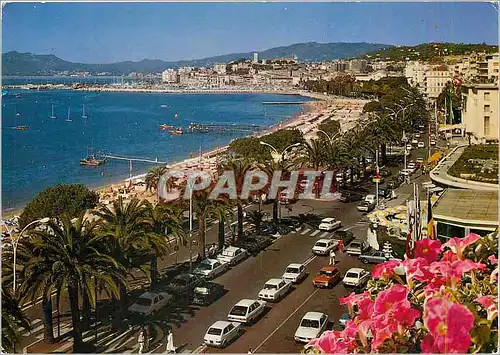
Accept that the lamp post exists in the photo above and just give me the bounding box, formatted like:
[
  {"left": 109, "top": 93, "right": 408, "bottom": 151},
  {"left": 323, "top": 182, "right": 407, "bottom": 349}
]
[
  {"left": 316, "top": 130, "right": 342, "bottom": 144},
  {"left": 375, "top": 149, "right": 380, "bottom": 207},
  {"left": 12, "top": 217, "right": 50, "bottom": 292},
  {"left": 188, "top": 178, "right": 195, "bottom": 273}
]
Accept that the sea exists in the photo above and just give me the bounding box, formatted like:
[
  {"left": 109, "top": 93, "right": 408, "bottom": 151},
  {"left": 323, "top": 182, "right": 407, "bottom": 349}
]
[{"left": 2, "top": 78, "right": 311, "bottom": 213}]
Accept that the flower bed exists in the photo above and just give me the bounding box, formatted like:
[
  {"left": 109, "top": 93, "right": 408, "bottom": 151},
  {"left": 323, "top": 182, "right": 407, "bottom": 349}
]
[{"left": 304, "top": 232, "right": 499, "bottom": 353}]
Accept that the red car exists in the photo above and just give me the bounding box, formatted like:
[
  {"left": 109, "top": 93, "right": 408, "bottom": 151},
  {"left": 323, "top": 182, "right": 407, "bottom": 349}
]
[{"left": 312, "top": 266, "right": 341, "bottom": 288}]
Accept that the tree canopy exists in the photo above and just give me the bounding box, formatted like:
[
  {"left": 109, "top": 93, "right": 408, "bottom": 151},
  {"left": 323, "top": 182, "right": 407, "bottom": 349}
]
[{"left": 19, "top": 184, "right": 99, "bottom": 228}]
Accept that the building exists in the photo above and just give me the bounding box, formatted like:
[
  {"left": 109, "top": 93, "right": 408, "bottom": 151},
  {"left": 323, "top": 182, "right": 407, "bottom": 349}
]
[
  {"left": 477, "top": 53, "right": 499, "bottom": 84},
  {"left": 161, "top": 69, "right": 178, "bottom": 84},
  {"left": 461, "top": 83, "right": 499, "bottom": 143},
  {"left": 423, "top": 65, "right": 452, "bottom": 99},
  {"left": 432, "top": 189, "right": 498, "bottom": 240},
  {"left": 213, "top": 63, "right": 227, "bottom": 75},
  {"left": 253, "top": 52, "right": 259, "bottom": 64},
  {"left": 348, "top": 59, "right": 367, "bottom": 72},
  {"left": 355, "top": 70, "right": 388, "bottom": 82},
  {"left": 405, "top": 61, "right": 429, "bottom": 88}
]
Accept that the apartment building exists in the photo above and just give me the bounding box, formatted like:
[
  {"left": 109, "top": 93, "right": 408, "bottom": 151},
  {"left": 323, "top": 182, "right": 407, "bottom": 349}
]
[
  {"left": 461, "top": 83, "right": 499, "bottom": 143},
  {"left": 161, "top": 69, "right": 178, "bottom": 83},
  {"left": 424, "top": 65, "right": 452, "bottom": 99},
  {"left": 405, "top": 61, "right": 429, "bottom": 88},
  {"left": 477, "top": 53, "right": 499, "bottom": 83},
  {"left": 213, "top": 63, "right": 227, "bottom": 75}
]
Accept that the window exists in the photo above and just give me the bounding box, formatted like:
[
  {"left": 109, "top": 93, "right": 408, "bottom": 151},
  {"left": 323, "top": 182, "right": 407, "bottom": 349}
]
[
  {"left": 484, "top": 92, "right": 490, "bottom": 101},
  {"left": 437, "top": 222, "right": 465, "bottom": 240},
  {"left": 484, "top": 104, "right": 490, "bottom": 113},
  {"left": 484, "top": 116, "right": 490, "bottom": 136}
]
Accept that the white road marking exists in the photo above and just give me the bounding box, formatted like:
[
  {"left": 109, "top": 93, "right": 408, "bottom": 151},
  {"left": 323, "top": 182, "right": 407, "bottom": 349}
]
[
  {"left": 310, "top": 230, "right": 320, "bottom": 237},
  {"left": 253, "top": 288, "right": 320, "bottom": 352},
  {"left": 303, "top": 254, "right": 317, "bottom": 266},
  {"left": 318, "top": 231, "right": 329, "bottom": 239},
  {"left": 300, "top": 228, "right": 311, "bottom": 235}
]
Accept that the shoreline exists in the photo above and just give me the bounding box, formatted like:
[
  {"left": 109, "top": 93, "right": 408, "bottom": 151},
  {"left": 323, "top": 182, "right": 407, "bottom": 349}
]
[{"left": 2, "top": 93, "right": 367, "bottom": 219}]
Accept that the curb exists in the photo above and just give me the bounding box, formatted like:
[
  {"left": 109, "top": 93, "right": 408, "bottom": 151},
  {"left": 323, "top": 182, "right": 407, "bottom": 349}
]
[{"left": 192, "top": 344, "right": 207, "bottom": 353}]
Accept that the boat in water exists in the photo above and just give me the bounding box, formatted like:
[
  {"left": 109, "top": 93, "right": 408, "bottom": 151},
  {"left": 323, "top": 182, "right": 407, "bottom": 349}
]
[
  {"left": 12, "top": 125, "right": 29, "bottom": 130},
  {"left": 50, "top": 104, "right": 56, "bottom": 119},
  {"left": 168, "top": 128, "right": 183, "bottom": 135},
  {"left": 159, "top": 124, "right": 174, "bottom": 130},
  {"left": 80, "top": 145, "right": 105, "bottom": 166},
  {"left": 82, "top": 104, "right": 88, "bottom": 119},
  {"left": 160, "top": 104, "right": 168, "bottom": 108},
  {"left": 66, "top": 106, "right": 73, "bottom": 122}
]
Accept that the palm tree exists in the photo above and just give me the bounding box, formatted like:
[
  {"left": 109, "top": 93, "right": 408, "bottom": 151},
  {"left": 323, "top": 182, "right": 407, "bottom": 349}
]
[
  {"left": 1, "top": 285, "right": 31, "bottom": 353},
  {"left": 246, "top": 210, "right": 265, "bottom": 235},
  {"left": 143, "top": 201, "right": 186, "bottom": 287},
  {"left": 191, "top": 188, "right": 217, "bottom": 259},
  {"left": 211, "top": 200, "right": 233, "bottom": 249},
  {"left": 95, "top": 197, "right": 150, "bottom": 327},
  {"left": 19, "top": 214, "right": 123, "bottom": 352},
  {"left": 145, "top": 166, "right": 168, "bottom": 193}
]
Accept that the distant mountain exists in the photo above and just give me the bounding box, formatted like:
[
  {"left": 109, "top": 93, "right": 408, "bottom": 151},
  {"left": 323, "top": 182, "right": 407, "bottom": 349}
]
[{"left": 2, "top": 42, "right": 392, "bottom": 76}]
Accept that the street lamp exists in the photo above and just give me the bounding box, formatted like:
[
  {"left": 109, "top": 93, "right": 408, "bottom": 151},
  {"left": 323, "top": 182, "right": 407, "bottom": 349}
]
[
  {"left": 12, "top": 217, "right": 50, "bottom": 292},
  {"left": 316, "top": 130, "right": 342, "bottom": 144},
  {"left": 187, "top": 178, "right": 196, "bottom": 273},
  {"left": 259, "top": 141, "right": 301, "bottom": 162}
]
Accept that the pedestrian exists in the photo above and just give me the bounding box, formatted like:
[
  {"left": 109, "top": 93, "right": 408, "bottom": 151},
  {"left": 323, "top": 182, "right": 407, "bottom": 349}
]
[
  {"left": 166, "top": 329, "right": 176, "bottom": 353},
  {"left": 338, "top": 240, "right": 343, "bottom": 253},
  {"left": 329, "top": 249, "right": 336, "bottom": 266},
  {"left": 138, "top": 328, "right": 145, "bottom": 354}
]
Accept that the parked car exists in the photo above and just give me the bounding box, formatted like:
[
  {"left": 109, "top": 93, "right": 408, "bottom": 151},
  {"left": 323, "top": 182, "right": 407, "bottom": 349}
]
[
  {"left": 193, "top": 258, "right": 229, "bottom": 279},
  {"left": 387, "top": 178, "right": 402, "bottom": 190},
  {"left": 166, "top": 273, "right": 202, "bottom": 296},
  {"left": 416, "top": 157, "right": 424, "bottom": 164},
  {"left": 216, "top": 246, "right": 248, "bottom": 266},
  {"left": 364, "top": 194, "right": 377, "bottom": 206},
  {"left": 339, "top": 191, "right": 363, "bottom": 203},
  {"left": 407, "top": 162, "right": 417, "bottom": 170},
  {"left": 345, "top": 239, "right": 371, "bottom": 256},
  {"left": 430, "top": 140, "right": 436, "bottom": 146},
  {"left": 294, "top": 312, "right": 329, "bottom": 343},
  {"left": 204, "top": 321, "right": 241, "bottom": 348},
  {"left": 312, "top": 239, "right": 338, "bottom": 255},
  {"left": 411, "top": 138, "right": 418, "bottom": 145},
  {"left": 406, "top": 144, "right": 413, "bottom": 151},
  {"left": 192, "top": 282, "right": 225, "bottom": 306},
  {"left": 330, "top": 230, "right": 355, "bottom": 245},
  {"left": 418, "top": 141, "right": 425, "bottom": 148},
  {"left": 312, "top": 266, "right": 341, "bottom": 288},
  {"left": 128, "top": 292, "right": 173, "bottom": 316},
  {"left": 357, "top": 200, "right": 375, "bottom": 213},
  {"left": 228, "top": 299, "right": 266, "bottom": 324},
  {"left": 282, "top": 263, "right": 307, "bottom": 283},
  {"left": 378, "top": 187, "right": 392, "bottom": 199},
  {"left": 415, "top": 133, "right": 421, "bottom": 138},
  {"left": 379, "top": 168, "right": 392, "bottom": 177},
  {"left": 359, "top": 250, "right": 401, "bottom": 264},
  {"left": 258, "top": 278, "right": 292, "bottom": 301},
  {"left": 236, "top": 236, "right": 272, "bottom": 255},
  {"left": 339, "top": 313, "right": 351, "bottom": 328},
  {"left": 342, "top": 268, "right": 370, "bottom": 287},
  {"left": 318, "top": 217, "right": 342, "bottom": 231}
]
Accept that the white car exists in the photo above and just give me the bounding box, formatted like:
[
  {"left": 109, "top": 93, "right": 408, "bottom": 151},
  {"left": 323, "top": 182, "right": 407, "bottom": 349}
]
[
  {"left": 282, "top": 263, "right": 307, "bottom": 283},
  {"left": 364, "top": 194, "right": 377, "bottom": 205},
  {"left": 318, "top": 217, "right": 342, "bottom": 231},
  {"left": 407, "top": 162, "right": 416, "bottom": 170},
  {"left": 228, "top": 299, "right": 267, "bottom": 324},
  {"left": 128, "top": 292, "right": 173, "bottom": 316},
  {"left": 430, "top": 140, "right": 436, "bottom": 146},
  {"left": 416, "top": 157, "right": 424, "bottom": 164},
  {"left": 258, "top": 278, "right": 292, "bottom": 301},
  {"left": 217, "top": 246, "right": 248, "bottom": 266},
  {"left": 294, "top": 312, "right": 329, "bottom": 343},
  {"left": 204, "top": 321, "right": 241, "bottom": 348},
  {"left": 342, "top": 268, "right": 371, "bottom": 287},
  {"left": 312, "top": 239, "right": 338, "bottom": 255},
  {"left": 417, "top": 141, "right": 425, "bottom": 148},
  {"left": 411, "top": 138, "right": 418, "bottom": 145},
  {"left": 193, "top": 259, "right": 229, "bottom": 279},
  {"left": 406, "top": 144, "right": 412, "bottom": 151},
  {"left": 415, "top": 133, "right": 421, "bottom": 138}
]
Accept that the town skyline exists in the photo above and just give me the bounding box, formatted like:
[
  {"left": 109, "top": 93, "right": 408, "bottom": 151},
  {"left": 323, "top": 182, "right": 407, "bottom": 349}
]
[{"left": 3, "top": 2, "right": 498, "bottom": 64}]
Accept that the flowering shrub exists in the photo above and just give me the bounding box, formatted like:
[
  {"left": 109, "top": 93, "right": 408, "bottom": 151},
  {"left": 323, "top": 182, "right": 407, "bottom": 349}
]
[{"left": 304, "top": 232, "right": 499, "bottom": 353}]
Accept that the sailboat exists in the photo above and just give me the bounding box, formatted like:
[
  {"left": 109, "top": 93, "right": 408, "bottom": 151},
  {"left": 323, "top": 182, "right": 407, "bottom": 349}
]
[
  {"left": 66, "top": 106, "right": 73, "bottom": 122},
  {"left": 15, "top": 104, "right": 20, "bottom": 117},
  {"left": 50, "top": 104, "right": 56, "bottom": 119},
  {"left": 80, "top": 144, "right": 106, "bottom": 166},
  {"left": 82, "top": 104, "right": 88, "bottom": 119}
]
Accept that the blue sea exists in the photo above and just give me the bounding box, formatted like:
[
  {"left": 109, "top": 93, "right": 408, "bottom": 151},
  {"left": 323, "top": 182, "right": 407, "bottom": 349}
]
[{"left": 2, "top": 84, "right": 310, "bottom": 212}]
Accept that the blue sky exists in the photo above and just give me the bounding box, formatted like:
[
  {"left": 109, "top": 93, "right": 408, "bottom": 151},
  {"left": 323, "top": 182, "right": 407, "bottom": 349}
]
[{"left": 3, "top": 2, "right": 498, "bottom": 63}]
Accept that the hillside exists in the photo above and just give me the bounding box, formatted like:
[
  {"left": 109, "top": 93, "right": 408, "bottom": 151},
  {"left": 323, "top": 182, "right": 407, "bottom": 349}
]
[{"left": 2, "top": 42, "right": 391, "bottom": 76}]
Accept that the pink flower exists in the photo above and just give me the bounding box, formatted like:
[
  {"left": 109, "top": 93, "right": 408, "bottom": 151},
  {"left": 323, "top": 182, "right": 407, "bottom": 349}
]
[
  {"left": 475, "top": 295, "right": 498, "bottom": 322},
  {"left": 491, "top": 267, "right": 499, "bottom": 283},
  {"left": 373, "top": 284, "right": 409, "bottom": 314},
  {"left": 488, "top": 255, "right": 498, "bottom": 265},
  {"left": 370, "top": 324, "right": 394, "bottom": 352},
  {"left": 339, "top": 291, "right": 370, "bottom": 315},
  {"left": 371, "top": 260, "right": 402, "bottom": 280},
  {"left": 429, "top": 259, "right": 486, "bottom": 288},
  {"left": 403, "top": 257, "right": 434, "bottom": 284},
  {"left": 307, "top": 330, "right": 356, "bottom": 353},
  {"left": 423, "top": 277, "right": 446, "bottom": 297},
  {"left": 442, "top": 233, "right": 481, "bottom": 259},
  {"left": 441, "top": 250, "right": 458, "bottom": 262},
  {"left": 356, "top": 297, "right": 374, "bottom": 321},
  {"left": 421, "top": 334, "right": 439, "bottom": 353},
  {"left": 423, "top": 297, "right": 474, "bottom": 353},
  {"left": 414, "top": 238, "right": 442, "bottom": 262}
]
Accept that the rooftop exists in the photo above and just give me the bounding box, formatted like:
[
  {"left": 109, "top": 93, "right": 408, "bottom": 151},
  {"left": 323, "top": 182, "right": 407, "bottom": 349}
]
[{"left": 433, "top": 189, "right": 498, "bottom": 224}]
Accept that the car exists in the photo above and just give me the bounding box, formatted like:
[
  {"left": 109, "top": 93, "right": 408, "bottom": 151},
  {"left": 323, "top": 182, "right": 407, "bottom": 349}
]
[
  {"left": 339, "top": 191, "right": 364, "bottom": 203},
  {"left": 318, "top": 217, "right": 342, "bottom": 231},
  {"left": 192, "top": 282, "right": 225, "bottom": 306},
  {"left": 416, "top": 157, "right": 424, "bottom": 164},
  {"left": 378, "top": 187, "right": 392, "bottom": 199},
  {"left": 236, "top": 235, "right": 272, "bottom": 255},
  {"left": 204, "top": 321, "right": 241, "bottom": 348},
  {"left": 359, "top": 250, "right": 401, "bottom": 264},
  {"left": 282, "top": 263, "right": 307, "bottom": 283},
  {"left": 364, "top": 194, "right": 377, "bottom": 206},
  {"left": 345, "top": 239, "right": 370, "bottom": 256},
  {"left": 312, "top": 239, "right": 338, "bottom": 255},
  {"left": 258, "top": 278, "right": 292, "bottom": 301},
  {"left": 216, "top": 246, "right": 248, "bottom": 266},
  {"left": 128, "top": 292, "right": 173, "bottom": 316},
  {"left": 415, "top": 133, "right": 421, "bottom": 138},
  {"left": 407, "top": 162, "right": 416, "bottom": 170},
  {"left": 430, "top": 140, "right": 436, "bottom": 146},
  {"left": 343, "top": 267, "right": 371, "bottom": 287},
  {"left": 330, "top": 230, "right": 355, "bottom": 245},
  {"left": 400, "top": 169, "right": 412, "bottom": 178},
  {"left": 406, "top": 144, "right": 413, "bottom": 151},
  {"left": 418, "top": 141, "right": 425, "bottom": 148},
  {"left": 228, "top": 299, "right": 266, "bottom": 324},
  {"left": 193, "top": 258, "right": 229, "bottom": 279},
  {"left": 357, "top": 200, "right": 375, "bottom": 213},
  {"left": 411, "top": 138, "right": 418, "bottom": 145},
  {"left": 339, "top": 313, "right": 351, "bottom": 328},
  {"left": 379, "top": 168, "right": 392, "bottom": 177},
  {"left": 294, "top": 312, "right": 329, "bottom": 343},
  {"left": 166, "top": 273, "right": 202, "bottom": 296},
  {"left": 313, "top": 266, "right": 341, "bottom": 288},
  {"left": 387, "top": 178, "right": 401, "bottom": 190}
]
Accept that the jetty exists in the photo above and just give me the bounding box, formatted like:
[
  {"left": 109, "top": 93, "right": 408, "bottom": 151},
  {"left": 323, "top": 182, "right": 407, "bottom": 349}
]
[
  {"left": 102, "top": 154, "right": 167, "bottom": 164},
  {"left": 187, "top": 122, "right": 263, "bottom": 133}
]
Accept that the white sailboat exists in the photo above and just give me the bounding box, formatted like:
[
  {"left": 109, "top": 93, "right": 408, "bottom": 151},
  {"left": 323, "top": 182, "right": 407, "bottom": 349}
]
[
  {"left": 50, "top": 104, "right": 56, "bottom": 119},
  {"left": 66, "top": 106, "right": 73, "bottom": 122},
  {"left": 15, "top": 104, "right": 20, "bottom": 117},
  {"left": 82, "top": 104, "right": 88, "bottom": 118}
]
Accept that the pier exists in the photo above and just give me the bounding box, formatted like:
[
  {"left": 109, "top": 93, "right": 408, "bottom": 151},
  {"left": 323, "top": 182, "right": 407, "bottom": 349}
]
[
  {"left": 102, "top": 154, "right": 167, "bottom": 164},
  {"left": 262, "top": 101, "right": 307, "bottom": 105},
  {"left": 187, "top": 122, "right": 263, "bottom": 133}
]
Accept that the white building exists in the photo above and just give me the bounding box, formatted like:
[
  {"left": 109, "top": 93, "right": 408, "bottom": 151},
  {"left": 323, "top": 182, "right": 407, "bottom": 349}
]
[
  {"left": 355, "top": 70, "right": 388, "bottom": 82},
  {"left": 405, "top": 61, "right": 430, "bottom": 88},
  {"left": 253, "top": 52, "right": 259, "bottom": 64},
  {"left": 461, "top": 83, "right": 499, "bottom": 143},
  {"left": 423, "top": 65, "right": 452, "bottom": 99},
  {"left": 477, "top": 53, "right": 499, "bottom": 84},
  {"left": 162, "top": 69, "right": 178, "bottom": 83},
  {"left": 213, "top": 63, "right": 227, "bottom": 75}
]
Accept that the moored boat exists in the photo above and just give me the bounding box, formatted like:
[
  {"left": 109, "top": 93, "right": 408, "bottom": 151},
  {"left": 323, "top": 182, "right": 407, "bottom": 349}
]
[
  {"left": 168, "top": 128, "right": 183, "bottom": 135},
  {"left": 80, "top": 156, "right": 105, "bottom": 166},
  {"left": 12, "top": 125, "right": 29, "bottom": 130},
  {"left": 159, "top": 124, "right": 174, "bottom": 130}
]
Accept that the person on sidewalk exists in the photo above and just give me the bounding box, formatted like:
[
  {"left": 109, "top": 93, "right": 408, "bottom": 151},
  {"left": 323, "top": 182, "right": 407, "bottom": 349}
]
[
  {"left": 166, "top": 329, "right": 176, "bottom": 353},
  {"left": 329, "top": 249, "right": 336, "bottom": 266},
  {"left": 138, "top": 328, "right": 145, "bottom": 354}
]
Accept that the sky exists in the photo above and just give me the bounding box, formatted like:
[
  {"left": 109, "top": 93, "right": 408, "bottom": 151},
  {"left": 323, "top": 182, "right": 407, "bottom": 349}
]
[{"left": 2, "top": 2, "right": 498, "bottom": 64}]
